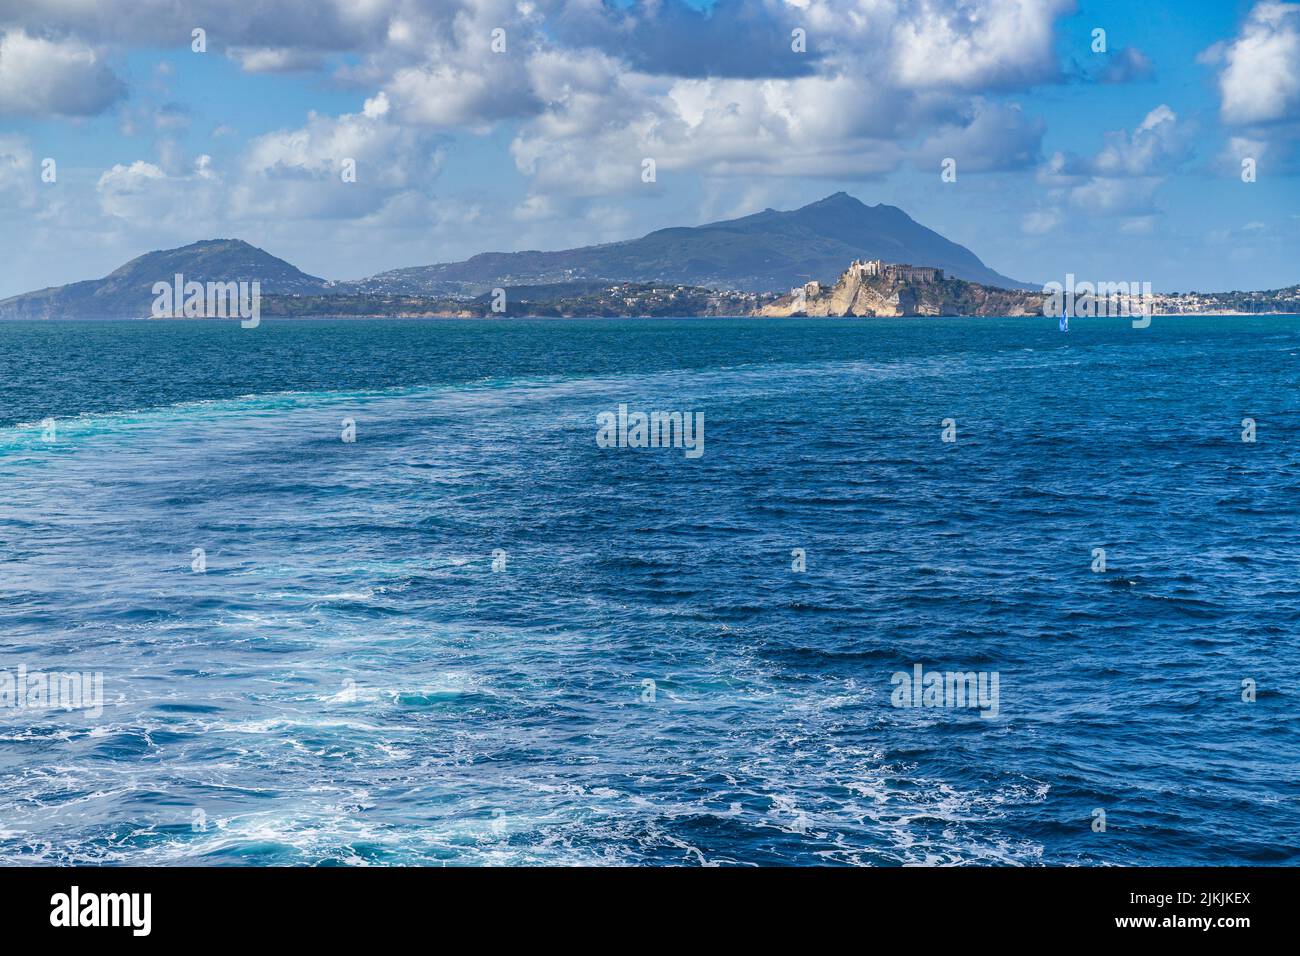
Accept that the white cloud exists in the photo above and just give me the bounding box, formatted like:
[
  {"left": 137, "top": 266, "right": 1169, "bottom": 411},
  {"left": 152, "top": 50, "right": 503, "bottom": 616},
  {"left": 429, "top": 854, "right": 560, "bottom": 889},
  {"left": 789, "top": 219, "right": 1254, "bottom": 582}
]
[
  {"left": 231, "top": 102, "right": 443, "bottom": 219},
  {"left": 96, "top": 150, "right": 222, "bottom": 222},
  {"left": 0, "top": 1, "right": 394, "bottom": 61},
  {"left": 362, "top": 92, "right": 389, "bottom": 119},
  {"left": 509, "top": 42, "right": 1050, "bottom": 195},
  {"left": 510, "top": 66, "right": 911, "bottom": 195},
  {"left": 919, "top": 100, "right": 1044, "bottom": 172},
  {"left": 96, "top": 160, "right": 169, "bottom": 219},
  {"left": 1214, "top": 2, "right": 1300, "bottom": 125},
  {"left": 1031, "top": 106, "right": 1188, "bottom": 221},
  {"left": 1214, "top": 135, "right": 1269, "bottom": 176},
  {"left": 1021, "top": 208, "right": 1061, "bottom": 235},
  {"left": 500, "top": 0, "right": 1073, "bottom": 194},
  {"left": 889, "top": 0, "right": 1073, "bottom": 91},
  {"left": 1, "top": 1, "right": 1076, "bottom": 193},
  {"left": 1067, "top": 176, "right": 1163, "bottom": 215},
  {"left": 0, "top": 30, "right": 125, "bottom": 117},
  {"left": 1100, "top": 47, "right": 1153, "bottom": 84},
  {"left": 227, "top": 46, "right": 326, "bottom": 74},
  {"left": 387, "top": 61, "right": 541, "bottom": 128},
  {"left": 1118, "top": 214, "right": 1157, "bottom": 235},
  {"left": 1090, "top": 104, "right": 1186, "bottom": 177}
]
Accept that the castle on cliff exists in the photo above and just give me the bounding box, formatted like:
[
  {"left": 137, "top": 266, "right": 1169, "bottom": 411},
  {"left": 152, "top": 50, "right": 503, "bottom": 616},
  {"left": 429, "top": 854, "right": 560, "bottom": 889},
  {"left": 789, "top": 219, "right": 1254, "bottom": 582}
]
[
  {"left": 852, "top": 259, "right": 944, "bottom": 283},
  {"left": 799, "top": 260, "right": 943, "bottom": 300}
]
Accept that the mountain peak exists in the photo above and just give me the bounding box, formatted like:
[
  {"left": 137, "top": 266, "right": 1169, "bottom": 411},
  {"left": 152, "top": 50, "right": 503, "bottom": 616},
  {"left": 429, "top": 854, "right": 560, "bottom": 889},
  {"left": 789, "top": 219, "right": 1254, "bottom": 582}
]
[
  {"left": 361, "top": 192, "right": 1030, "bottom": 294},
  {"left": 805, "top": 191, "right": 864, "bottom": 210},
  {"left": 191, "top": 238, "right": 252, "bottom": 248},
  {"left": 0, "top": 238, "right": 329, "bottom": 319}
]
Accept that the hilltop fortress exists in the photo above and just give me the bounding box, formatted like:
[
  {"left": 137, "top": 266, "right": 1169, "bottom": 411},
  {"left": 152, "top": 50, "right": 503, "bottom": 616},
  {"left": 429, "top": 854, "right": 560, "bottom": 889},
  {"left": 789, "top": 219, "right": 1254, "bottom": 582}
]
[
  {"left": 763, "top": 259, "right": 1039, "bottom": 318},
  {"left": 854, "top": 259, "right": 944, "bottom": 283}
]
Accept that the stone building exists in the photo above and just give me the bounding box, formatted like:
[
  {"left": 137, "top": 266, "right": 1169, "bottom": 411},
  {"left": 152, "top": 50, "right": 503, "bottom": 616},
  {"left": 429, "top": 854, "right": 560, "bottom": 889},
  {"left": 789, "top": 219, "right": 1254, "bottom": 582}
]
[{"left": 852, "top": 259, "right": 943, "bottom": 283}]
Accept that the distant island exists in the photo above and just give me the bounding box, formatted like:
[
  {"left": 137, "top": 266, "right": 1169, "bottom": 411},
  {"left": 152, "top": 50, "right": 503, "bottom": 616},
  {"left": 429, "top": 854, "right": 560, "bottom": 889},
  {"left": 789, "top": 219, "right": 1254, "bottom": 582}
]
[
  {"left": 1, "top": 192, "right": 1295, "bottom": 320},
  {"left": 256, "top": 261, "right": 1300, "bottom": 319},
  {"left": 256, "top": 261, "right": 1038, "bottom": 318},
  {"left": 0, "top": 192, "right": 1033, "bottom": 320}
]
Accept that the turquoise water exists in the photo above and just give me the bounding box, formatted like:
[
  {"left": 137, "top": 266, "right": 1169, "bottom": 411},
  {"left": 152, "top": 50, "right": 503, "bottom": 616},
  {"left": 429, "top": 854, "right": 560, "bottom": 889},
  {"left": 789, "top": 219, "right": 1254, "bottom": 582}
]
[{"left": 0, "top": 316, "right": 1297, "bottom": 865}]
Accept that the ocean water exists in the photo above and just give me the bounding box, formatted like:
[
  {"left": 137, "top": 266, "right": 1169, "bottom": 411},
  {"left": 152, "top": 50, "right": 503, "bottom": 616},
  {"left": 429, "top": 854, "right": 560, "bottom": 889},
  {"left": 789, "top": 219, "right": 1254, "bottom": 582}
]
[{"left": 0, "top": 315, "right": 1297, "bottom": 866}]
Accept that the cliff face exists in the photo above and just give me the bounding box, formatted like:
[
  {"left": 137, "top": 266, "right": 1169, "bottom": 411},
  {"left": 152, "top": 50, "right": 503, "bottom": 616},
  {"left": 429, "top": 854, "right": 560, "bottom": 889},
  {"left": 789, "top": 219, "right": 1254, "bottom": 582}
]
[{"left": 761, "top": 261, "right": 1042, "bottom": 317}]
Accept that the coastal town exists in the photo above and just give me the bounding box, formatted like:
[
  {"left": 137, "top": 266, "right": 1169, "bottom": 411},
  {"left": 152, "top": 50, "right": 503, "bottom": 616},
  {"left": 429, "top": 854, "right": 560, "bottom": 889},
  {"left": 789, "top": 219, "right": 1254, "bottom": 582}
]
[{"left": 256, "top": 261, "right": 1300, "bottom": 320}]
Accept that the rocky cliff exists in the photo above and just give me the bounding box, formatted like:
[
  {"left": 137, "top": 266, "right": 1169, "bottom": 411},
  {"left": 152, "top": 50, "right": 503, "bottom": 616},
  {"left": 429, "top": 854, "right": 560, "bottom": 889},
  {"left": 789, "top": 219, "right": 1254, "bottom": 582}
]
[{"left": 761, "top": 261, "right": 1043, "bottom": 317}]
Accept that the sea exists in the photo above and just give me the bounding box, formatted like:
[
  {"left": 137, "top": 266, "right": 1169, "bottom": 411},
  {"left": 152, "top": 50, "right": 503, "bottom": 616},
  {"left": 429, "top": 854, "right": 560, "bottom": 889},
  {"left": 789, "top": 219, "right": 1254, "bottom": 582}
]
[{"left": 0, "top": 314, "right": 1296, "bottom": 866}]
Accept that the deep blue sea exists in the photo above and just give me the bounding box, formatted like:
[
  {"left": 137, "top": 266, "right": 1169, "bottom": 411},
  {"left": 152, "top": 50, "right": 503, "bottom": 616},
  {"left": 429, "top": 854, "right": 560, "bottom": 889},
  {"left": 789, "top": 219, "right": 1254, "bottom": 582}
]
[{"left": 0, "top": 315, "right": 1297, "bottom": 866}]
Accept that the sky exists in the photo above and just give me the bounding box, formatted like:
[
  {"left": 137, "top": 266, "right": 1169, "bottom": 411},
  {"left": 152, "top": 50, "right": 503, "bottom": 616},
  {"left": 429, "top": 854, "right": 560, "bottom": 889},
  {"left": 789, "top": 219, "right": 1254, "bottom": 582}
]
[{"left": 0, "top": 0, "right": 1297, "bottom": 297}]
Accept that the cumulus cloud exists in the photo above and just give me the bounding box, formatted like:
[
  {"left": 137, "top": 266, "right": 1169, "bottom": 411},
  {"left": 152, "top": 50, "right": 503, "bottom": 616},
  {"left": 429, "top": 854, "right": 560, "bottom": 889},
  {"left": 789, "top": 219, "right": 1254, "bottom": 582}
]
[
  {"left": 550, "top": 0, "right": 820, "bottom": 79},
  {"left": 227, "top": 46, "right": 327, "bottom": 74},
  {"left": 1088, "top": 104, "right": 1188, "bottom": 177},
  {"left": 10, "top": 0, "right": 1077, "bottom": 181},
  {"left": 1213, "top": 135, "right": 1270, "bottom": 177},
  {"left": 1036, "top": 104, "right": 1188, "bottom": 185},
  {"left": 0, "top": 1, "right": 390, "bottom": 58},
  {"left": 231, "top": 95, "right": 444, "bottom": 220},
  {"left": 1033, "top": 105, "right": 1189, "bottom": 220},
  {"left": 97, "top": 160, "right": 170, "bottom": 218},
  {"left": 510, "top": 63, "right": 920, "bottom": 195},
  {"left": 1067, "top": 176, "right": 1163, "bottom": 216},
  {"left": 97, "top": 155, "right": 219, "bottom": 221},
  {"left": 387, "top": 59, "right": 542, "bottom": 128},
  {"left": 919, "top": 101, "right": 1044, "bottom": 172},
  {"left": 2, "top": 0, "right": 1077, "bottom": 193},
  {"left": 1212, "top": 1, "right": 1300, "bottom": 125},
  {"left": 0, "top": 30, "right": 125, "bottom": 117},
  {"left": 369, "top": 0, "right": 548, "bottom": 128},
  {"left": 889, "top": 0, "right": 1073, "bottom": 91},
  {"left": 506, "top": 0, "right": 1068, "bottom": 196},
  {"left": 1093, "top": 46, "right": 1154, "bottom": 85}
]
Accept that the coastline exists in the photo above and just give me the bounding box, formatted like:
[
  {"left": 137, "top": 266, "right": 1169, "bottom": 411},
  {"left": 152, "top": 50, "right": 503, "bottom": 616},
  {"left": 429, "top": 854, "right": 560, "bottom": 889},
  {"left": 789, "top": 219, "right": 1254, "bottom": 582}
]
[{"left": 9, "top": 310, "right": 1298, "bottom": 322}]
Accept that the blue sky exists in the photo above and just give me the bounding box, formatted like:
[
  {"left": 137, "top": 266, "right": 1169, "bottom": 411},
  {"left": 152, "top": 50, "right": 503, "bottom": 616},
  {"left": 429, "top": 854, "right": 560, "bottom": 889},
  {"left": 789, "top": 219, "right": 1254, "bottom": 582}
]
[{"left": 1, "top": 0, "right": 1297, "bottom": 297}]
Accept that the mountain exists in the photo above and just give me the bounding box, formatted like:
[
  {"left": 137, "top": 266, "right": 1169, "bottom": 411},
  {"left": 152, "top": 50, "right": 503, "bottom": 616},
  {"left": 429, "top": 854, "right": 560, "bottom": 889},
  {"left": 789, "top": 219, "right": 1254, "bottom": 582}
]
[
  {"left": 354, "top": 192, "right": 1033, "bottom": 295},
  {"left": 0, "top": 239, "right": 329, "bottom": 319},
  {"left": 0, "top": 195, "right": 1032, "bottom": 319}
]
